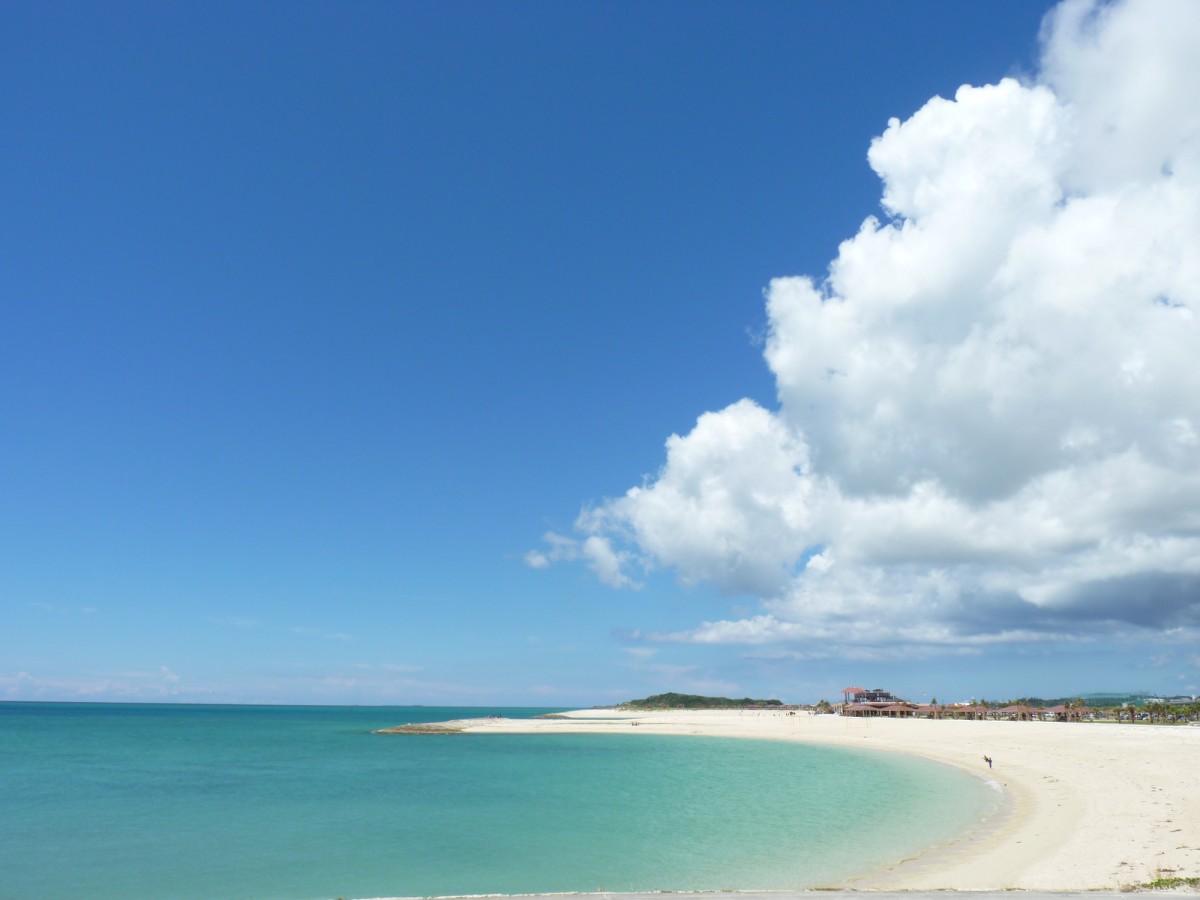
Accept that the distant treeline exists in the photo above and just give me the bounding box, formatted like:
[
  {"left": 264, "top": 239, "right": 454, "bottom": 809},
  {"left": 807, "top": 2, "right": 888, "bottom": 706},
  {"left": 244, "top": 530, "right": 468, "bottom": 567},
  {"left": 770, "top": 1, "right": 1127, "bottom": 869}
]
[
  {"left": 999, "top": 694, "right": 1150, "bottom": 708},
  {"left": 621, "top": 692, "right": 784, "bottom": 709}
]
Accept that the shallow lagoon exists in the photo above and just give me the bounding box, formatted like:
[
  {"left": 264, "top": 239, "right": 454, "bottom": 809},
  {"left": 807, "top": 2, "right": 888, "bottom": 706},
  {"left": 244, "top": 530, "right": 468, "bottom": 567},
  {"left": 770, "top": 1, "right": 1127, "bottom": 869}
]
[{"left": 1, "top": 703, "right": 995, "bottom": 900}]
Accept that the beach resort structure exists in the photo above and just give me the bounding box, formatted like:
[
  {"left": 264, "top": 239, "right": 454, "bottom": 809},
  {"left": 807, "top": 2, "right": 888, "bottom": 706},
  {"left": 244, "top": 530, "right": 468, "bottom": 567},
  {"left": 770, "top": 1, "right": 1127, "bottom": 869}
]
[
  {"left": 840, "top": 685, "right": 919, "bottom": 717},
  {"left": 835, "top": 687, "right": 1138, "bottom": 722}
]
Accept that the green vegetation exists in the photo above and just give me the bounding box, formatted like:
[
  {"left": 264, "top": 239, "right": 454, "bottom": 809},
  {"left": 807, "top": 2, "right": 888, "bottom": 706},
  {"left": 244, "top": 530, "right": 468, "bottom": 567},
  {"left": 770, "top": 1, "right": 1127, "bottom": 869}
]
[
  {"left": 1004, "top": 693, "right": 1151, "bottom": 708},
  {"left": 995, "top": 694, "right": 1200, "bottom": 724},
  {"left": 1141, "top": 875, "right": 1200, "bottom": 889},
  {"left": 1141, "top": 699, "right": 1200, "bottom": 724},
  {"left": 620, "top": 692, "right": 783, "bottom": 709},
  {"left": 1120, "top": 870, "right": 1200, "bottom": 891}
]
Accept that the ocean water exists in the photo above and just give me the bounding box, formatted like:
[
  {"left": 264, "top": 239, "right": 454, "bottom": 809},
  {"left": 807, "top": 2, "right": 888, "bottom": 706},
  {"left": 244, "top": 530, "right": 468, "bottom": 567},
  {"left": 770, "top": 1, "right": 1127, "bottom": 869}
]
[{"left": 1, "top": 703, "right": 995, "bottom": 900}]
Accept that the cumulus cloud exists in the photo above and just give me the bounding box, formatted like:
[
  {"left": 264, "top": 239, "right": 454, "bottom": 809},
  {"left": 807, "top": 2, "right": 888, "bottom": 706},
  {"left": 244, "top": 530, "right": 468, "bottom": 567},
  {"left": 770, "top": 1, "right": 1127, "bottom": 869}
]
[
  {"left": 525, "top": 530, "right": 642, "bottom": 588},
  {"left": 529, "top": 0, "right": 1200, "bottom": 654},
  {"left": 580, "top": 399, "right": 815, "bottom": 596}
]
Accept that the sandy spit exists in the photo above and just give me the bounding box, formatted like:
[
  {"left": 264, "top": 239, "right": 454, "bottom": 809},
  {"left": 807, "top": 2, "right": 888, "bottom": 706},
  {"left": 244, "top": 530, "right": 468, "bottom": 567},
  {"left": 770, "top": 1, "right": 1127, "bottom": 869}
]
[{"left": 445, "top": 708, "right": 1200, "bottom": 891}]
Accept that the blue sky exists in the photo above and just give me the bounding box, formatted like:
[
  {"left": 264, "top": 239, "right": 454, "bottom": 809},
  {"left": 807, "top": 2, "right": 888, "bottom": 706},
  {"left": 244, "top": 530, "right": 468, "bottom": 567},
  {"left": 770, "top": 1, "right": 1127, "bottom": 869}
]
[{"left": 4, "top": 0, "right": 1198, "bottom": 706}]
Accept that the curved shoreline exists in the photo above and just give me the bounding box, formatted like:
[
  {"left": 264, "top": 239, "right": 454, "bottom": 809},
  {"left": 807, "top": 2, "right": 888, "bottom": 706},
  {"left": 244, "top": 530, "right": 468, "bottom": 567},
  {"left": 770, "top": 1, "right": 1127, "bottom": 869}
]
[{"left": 436, "top": 708, "right": 1200, "bottom": 891}]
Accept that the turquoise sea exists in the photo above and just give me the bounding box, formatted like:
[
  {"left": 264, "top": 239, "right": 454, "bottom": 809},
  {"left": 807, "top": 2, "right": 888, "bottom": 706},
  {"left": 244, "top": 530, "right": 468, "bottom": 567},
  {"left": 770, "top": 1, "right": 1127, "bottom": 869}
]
[{"left": 1, "top": 703, "right": 995, "bottom": 900}]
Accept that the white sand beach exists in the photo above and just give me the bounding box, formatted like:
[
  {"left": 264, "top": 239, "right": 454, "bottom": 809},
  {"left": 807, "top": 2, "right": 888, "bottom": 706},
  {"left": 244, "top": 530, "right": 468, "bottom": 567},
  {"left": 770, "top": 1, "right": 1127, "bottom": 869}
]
[{"left": 452, "top": 709, "right": 1200, "bottom": 891}]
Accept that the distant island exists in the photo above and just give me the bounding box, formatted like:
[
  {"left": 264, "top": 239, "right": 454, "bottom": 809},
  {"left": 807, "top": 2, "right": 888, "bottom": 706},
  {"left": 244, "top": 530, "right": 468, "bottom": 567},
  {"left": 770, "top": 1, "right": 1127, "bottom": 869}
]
[{"left": 619, "top": 692, "right": 785, "bottom": 709}]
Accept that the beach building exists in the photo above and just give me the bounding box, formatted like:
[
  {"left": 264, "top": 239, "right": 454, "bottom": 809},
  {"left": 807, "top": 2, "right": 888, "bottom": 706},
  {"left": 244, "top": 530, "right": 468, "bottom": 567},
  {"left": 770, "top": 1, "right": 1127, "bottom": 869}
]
[
  {"left": 1043, "top": 703, "right": 1096, "bottom": 722},
  {"left": 842, "top": 686, "right": 900, "bottom": 704},
  {"left": 955, "top": 704, "right": 991, "bottom": 720},
  {"left": 836, "top": 689, "right": 1121, "bottom": 722},
  {"left": 840, "top": 686, "right": 919, "bottom": 717},
  {"left": 997, "top": 704, "right": 1038, "bottom": 721}
]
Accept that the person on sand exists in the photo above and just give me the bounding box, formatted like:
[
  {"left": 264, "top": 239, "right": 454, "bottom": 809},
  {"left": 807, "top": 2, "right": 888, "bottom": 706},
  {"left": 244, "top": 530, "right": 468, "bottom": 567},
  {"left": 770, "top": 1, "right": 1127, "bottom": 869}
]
[{"left": 983, "top": 755, "right": 993, "bottom": 768}]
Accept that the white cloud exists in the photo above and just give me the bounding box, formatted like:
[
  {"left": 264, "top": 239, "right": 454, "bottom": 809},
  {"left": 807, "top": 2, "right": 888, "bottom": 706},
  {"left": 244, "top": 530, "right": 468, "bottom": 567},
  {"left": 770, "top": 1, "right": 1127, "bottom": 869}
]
[
  {"left": 353, "top": 662, "right": 423, "bottom": 673},
  {"left": 581, "top": 535, "right": 639, "bottom": 589},
  {"left": 578, "top": 399, "right": 816, "bottom": 596},
  {"left": 2, "top": 667, "right": 185, "bottom": 699},
  {"left": 290, "top": 626, "right": 353, "bottom": 641},
  {"left": 1040, "top": 0, "right": 1200, "bottom": 191},
  {"left": 523, "top": 550, "right": 552, "bottom": 569},
  {"left": 654, "top": 614, "right": 806, "bottom": 645},
  {"left": 623, "top": 646, "right": 658, "bottom": 659},
  {"left": 3, "top": 671, "right": 35, "bottom": 697},
  {"left": 522, "top": 530, "right": 641, "bottom": 587},
  {"left": 531, "top": 0, "right": 1200, "bottom": 654}
]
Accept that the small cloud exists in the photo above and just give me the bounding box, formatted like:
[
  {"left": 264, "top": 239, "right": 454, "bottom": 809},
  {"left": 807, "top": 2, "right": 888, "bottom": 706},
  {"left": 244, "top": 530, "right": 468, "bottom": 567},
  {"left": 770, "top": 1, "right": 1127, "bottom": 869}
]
[
  {"left": 646, "top": 663, "right": 698, "bottom": 681},
  {"left": 678, "top": 677, "right": 740, "bottom": 696},
  {"left": 524, "top": 531, "right": 582, "bottom": 570},
  {"left": 31, "top": 603, "right": 102, "bottom": 616},
  {"left": 290, "top": 626, "right": 352, "bottom": 641},
  {"left": 524, "top": 550, "right": 551, "bottom": 569},
  {"left": 525, "top": 531, "right": 641, "bottom": 588},
  {"left": 3, "top": 671, "right": 34, "bottom": 697},
  {"left": 652, "top": 614, "right": 804, "bottom": 645},
  {"left": 745, "top": 644, "right": 982, "bottom": 663},
  {"left": 353, "top": 663, "right": 422, "bottom": 673},
  {"left": 582, "top": 535, "right": 639, "bottom": 589},
  {"left": 623, "top": 647, "right": 657, "bottom": 659}
]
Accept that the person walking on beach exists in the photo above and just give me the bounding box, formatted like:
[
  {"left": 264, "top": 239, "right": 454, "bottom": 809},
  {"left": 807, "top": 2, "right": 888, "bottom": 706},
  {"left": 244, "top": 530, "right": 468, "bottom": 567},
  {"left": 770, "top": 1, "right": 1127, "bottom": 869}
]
[{"left": 983, "top": 755, "right": 993, "bottom": 768}]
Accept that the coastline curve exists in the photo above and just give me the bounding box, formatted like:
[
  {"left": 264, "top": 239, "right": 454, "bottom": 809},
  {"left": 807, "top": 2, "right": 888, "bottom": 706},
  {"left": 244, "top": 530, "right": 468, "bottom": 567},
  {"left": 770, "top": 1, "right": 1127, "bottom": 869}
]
[{"left": 440, "top": 708, "right": 1200, "bottom": 891}]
